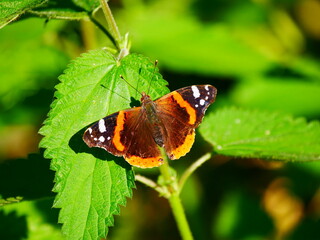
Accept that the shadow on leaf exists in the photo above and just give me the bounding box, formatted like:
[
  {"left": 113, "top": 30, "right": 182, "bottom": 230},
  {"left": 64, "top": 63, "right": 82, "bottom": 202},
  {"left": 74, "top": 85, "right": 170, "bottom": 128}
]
[{"left": 69, "top": 126, "right": 131, "bottom": 170}]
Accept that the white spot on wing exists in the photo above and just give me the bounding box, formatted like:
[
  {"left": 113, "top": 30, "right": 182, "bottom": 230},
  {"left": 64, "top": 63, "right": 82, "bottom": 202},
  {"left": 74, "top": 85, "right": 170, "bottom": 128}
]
[
  {"left": 205, "top": 96, "right": 209, "bottom": 100},
  {"left": 99, "top": 119, "right": 106, "bottom": 133},
  {"left": 191, "top": 86, "right": 200, "bottom": 98},
  {"left": 88, "top": 128, "right": 92, "bottom": 134},
  {"left": 99, "top": 136, "right": 105, "bottom": 142},
  {"left": 107, "top": 136, "right": 111, "bottom": 141},
  {"left": 94, "top": 137, "right": 97, "bottom": 141},
  {"left": 205, "top": 85, "right": 210, "bottom": 91},
  {"left": 195, "top": 104, "right": 199, "bottom": 108},
  {"left": 200, "top": 99, "right": 205, "bottom": 106}
]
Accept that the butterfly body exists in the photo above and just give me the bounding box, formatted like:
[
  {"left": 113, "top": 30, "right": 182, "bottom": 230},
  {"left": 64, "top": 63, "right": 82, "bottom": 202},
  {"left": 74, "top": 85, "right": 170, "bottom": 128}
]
[{"left": 83, "top": 85, "right": 217, "bottom": 168}]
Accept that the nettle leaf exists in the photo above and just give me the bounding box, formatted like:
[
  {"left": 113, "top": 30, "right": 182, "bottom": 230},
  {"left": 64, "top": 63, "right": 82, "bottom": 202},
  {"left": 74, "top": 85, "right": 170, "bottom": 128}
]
[
  {"left": 230, "top": 78, "right": 320, "bottom": 117},
  {"left": 0, "top": 18, "right": 69, "bottom": 110},
  {"left": 39, "top": 50, "right": 169, "bottom": 239},
  {"left": 71, "top": 0, "right": 99, "bottom": 12},
  {"left": 0, "top": 196, "right": 23, "bottom": 207},
  {"left": 200, "top": 107, "right": 320, "bottom": 161},
  {"left": 119, "top": 7, "right": 272, "bottom": 77},
  {"left": 29, "top": 0, "right": 100, "bottom": 20},
  {"left": 0, "top": 0, "right": 47, "bottom": 28}
]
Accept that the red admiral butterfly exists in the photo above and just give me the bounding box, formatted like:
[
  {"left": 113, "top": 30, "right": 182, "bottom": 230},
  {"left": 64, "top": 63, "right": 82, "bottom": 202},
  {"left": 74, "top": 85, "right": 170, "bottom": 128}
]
[{"left": 83, "top": 85, "right": 217, "bottom": 168}]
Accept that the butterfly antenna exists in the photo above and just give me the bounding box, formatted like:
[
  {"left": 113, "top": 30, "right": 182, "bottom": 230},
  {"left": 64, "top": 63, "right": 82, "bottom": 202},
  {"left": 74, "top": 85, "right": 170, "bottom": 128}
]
[
  {"left": 100, "top": 84, "right": 131, "bottom": 102},
  {"left": 147, "top": 60, "right": 158, "bottom": 95},
  {"left": 120, "top": 75, "right": 141, "bottom": 97}
]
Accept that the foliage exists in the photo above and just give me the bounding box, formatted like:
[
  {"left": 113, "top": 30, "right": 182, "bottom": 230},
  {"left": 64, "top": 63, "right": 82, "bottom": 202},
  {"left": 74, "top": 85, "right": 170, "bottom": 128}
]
[
  {"left": 0, "top": 0, "right": 47, "bottom": 28},
  {"left": 1, "top": 0, "right": 320, "bottom": 240},
  {"left": 39, "top": 52, "right": 163, "bottom": 239},
  {"left": 200, "top": 107, "right": 320, "bottom": 161}
]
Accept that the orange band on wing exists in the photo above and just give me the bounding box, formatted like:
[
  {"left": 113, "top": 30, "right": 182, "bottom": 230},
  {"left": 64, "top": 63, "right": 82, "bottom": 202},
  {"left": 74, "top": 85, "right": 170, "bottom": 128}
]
[
  {"left": 125, "top": 155, "right": 163, "bottom": 168},
  {"left": 172, "top": 92, "right": 196, "bottom": 125},
  {"left": 169, "top": 131, "right": 195, "bottom": 160},
  {"left": 113, "top": 111, "right": 125, "bottom": 151}
]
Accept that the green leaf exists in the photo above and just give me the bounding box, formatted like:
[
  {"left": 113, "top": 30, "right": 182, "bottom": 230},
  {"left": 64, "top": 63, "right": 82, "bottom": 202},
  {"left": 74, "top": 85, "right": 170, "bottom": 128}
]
[
  {"left": 0, "top": 196, "right": 23, "bottom": 207},
  {"left": 292, "top": 57, "right": 320, "bottom": 81},
  {"left": 230, "top": 78, "right": 320, "bottom": 117},
  {"left": 118, "top": 2, "right": 273, "bottom": 77},
  {"left": 200, "top": 107, "right": 320, "bottom": 161},
  {"left": 0, "top": 0, "right": 100, "bottom": 24},
  {"left": 0, "top": 18, "right": 69, "bottom": 111},
  {"left": 71, "top": 0, "right": 99, "bottom": 12},
  {"left": 29, "top": 0, "right": 100, "bottom": 20},
  {"left": 1, "top": 198, "right": 63, "bottom": 240},
  {"left": 0, "top": 0, "right": 47, "bottom": 28},
  {"left": 212, "top": 190, "right": 272, "bottom": 239},
  {"left": 39, "top": 50, "right": 168, "bottom": 239}
]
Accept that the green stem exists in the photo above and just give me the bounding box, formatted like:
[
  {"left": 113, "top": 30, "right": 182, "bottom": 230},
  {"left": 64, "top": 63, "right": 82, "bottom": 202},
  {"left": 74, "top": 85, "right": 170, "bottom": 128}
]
[
  {"left": 169, "top": 193, "right": 193, "bottom": 240},
  {"left": 179, "top": 153, "right": 212, "bottom": 192},
  {"left": 97, "top": 0, "right": 130, "bottom": 59},
  {"left": 135, "top": 174, "right": 168, "bottom": 197},
  {"left": 159, "top": 149, "right": 194, "bottom": 240},
  {"left": 99, "top": 0, "right": 122, "bottom": 49},
  {"left": 159, "top": 157, "right": 175, "bottom": 192}
]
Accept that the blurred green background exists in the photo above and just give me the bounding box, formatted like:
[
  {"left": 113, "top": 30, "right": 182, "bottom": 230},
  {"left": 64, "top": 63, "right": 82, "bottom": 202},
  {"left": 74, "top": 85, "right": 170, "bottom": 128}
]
[{"left": 1, "top": 0, "right": 320, "bottom": 239}]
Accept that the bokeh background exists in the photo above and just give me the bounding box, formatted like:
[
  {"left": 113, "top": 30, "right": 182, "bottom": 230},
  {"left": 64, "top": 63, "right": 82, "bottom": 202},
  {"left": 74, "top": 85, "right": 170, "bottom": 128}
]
[{"left": 1, "top": 0, "right": 320, "bottom": 239}]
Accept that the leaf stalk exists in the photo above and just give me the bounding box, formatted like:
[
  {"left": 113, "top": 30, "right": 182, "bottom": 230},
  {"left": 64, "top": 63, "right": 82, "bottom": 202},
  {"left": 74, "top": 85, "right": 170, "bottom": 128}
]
[{"left": 179, "top": 153, "right": 212, "bottom": 192}]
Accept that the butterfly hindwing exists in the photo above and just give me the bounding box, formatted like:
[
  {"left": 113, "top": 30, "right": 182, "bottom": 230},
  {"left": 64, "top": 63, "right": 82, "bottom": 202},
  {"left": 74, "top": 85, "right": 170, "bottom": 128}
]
[{"left": 117, "top": 109, "right": 163, "bottom": 168}]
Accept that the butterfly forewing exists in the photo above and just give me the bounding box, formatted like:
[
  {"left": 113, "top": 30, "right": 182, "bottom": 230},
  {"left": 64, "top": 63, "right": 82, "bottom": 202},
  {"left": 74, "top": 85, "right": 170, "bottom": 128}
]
[
  {"left": 83, "top": 112, "right": 123, "bottom": 156},
  {"left": 155, "top": 85, "right": 217, "bottom": 159}
]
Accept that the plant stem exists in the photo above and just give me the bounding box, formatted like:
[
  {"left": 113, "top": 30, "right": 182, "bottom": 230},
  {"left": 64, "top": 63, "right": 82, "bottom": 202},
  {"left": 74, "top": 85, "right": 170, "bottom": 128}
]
[
  {"left": 99, "top": 0, "right": 122, "bottom": 49},
  {"left": 169, "top": 193, "right": 193, "bottom": 240},
  {"left": 135, "top": 174, "right": 168, "bottom": 197},
  {"left": 97, "top": 0, "right": 130, "bottom": 59},
  {"left": 159, "top": 150, "right": 194, "bottom": 240},
  {"left": 179, "top": 153, "right": 212, "bottom": 191}
]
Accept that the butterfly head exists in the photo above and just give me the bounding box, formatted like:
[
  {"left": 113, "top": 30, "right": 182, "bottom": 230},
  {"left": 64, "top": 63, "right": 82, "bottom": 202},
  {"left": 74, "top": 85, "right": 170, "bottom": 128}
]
[{"left": 140, "top": 92, "right": 153, "bottom": 105}]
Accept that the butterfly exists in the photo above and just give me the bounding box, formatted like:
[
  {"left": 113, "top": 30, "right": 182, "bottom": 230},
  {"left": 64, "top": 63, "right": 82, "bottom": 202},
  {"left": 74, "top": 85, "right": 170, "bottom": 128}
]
[{"left": 83, "top": 85, "right": 217, "bottom": 168}]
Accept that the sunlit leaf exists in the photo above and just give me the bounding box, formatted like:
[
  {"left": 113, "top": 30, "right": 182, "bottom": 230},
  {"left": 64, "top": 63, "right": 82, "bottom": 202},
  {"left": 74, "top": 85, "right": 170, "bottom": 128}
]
[
  {"left": 0, "top": 0, "right": 47, "bottom": 28},
  {"left": 0, "top": 18, "right": 69, "bottom": 111},
  {"left": 230, "top": 78, "right": 320, "bottom": 117},
  {"left": 29, "top": 0, "right": 100, "bottom": 19},
  {"left": 0, "top": 196, "right": 23, "bottom": 207},
  {"left": 118, "top": 7, "right": 272, "bottom": 77},
  {"left": 39, "top": 50, "right": 168, "bottom": 239},
  {"left": 200, "top": 107, "right": 320, "bottom": 161},
  {"left": 1, "top": 198, "right": 63, "bottom": 240}
]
